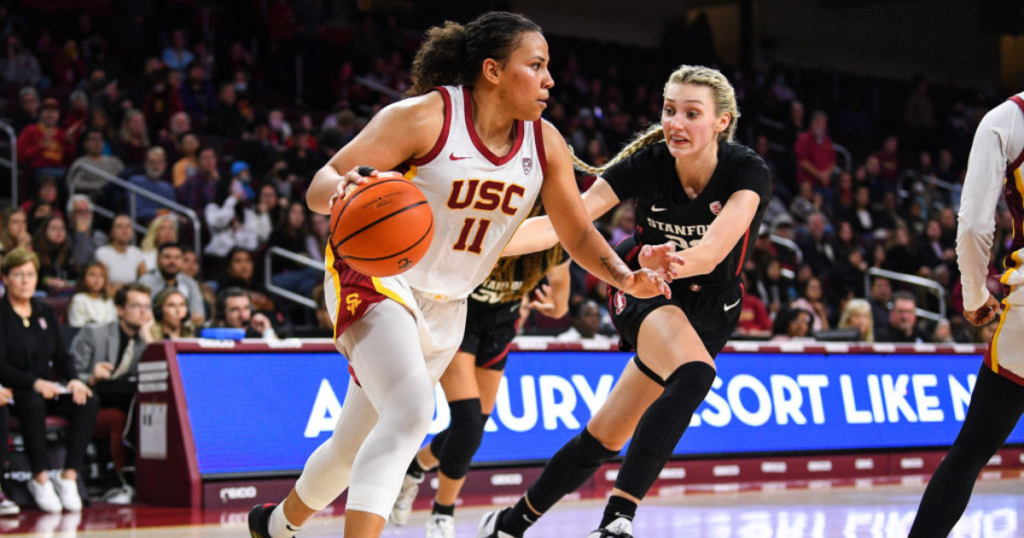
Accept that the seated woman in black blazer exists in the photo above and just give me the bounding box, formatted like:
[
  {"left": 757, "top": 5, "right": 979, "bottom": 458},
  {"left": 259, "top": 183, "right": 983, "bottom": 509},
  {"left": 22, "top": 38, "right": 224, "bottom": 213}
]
[{"left": 0, "top": 247, "right": 98, "bottom": 513}]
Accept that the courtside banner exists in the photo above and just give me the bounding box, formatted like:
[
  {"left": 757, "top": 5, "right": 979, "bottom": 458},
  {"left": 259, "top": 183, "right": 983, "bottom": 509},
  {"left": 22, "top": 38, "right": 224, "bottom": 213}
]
[{"left": 176, "top": 352, "right": 1023, "bottom": 476}]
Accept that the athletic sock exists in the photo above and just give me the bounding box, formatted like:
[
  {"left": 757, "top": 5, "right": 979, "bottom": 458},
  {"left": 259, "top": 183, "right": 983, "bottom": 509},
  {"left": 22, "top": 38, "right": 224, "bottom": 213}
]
[
  {"left": 600, "top": 495, "right": 637, "bottom": 528},
  {"left": 432, "top": 500, "right": 455, "bottom": 517},
  {"left": 268, "top": 504, "right": 301, "bottom": 538},
  {"left": 499, "top": 496, "right": 538, "bottom": 538},
  {"left": 407, "top": 455, "right": 429, "bottom": 480}
]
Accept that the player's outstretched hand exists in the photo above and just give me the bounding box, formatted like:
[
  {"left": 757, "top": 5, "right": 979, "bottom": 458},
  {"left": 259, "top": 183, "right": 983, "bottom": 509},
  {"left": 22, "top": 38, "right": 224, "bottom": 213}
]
[
  {"left": 964, "top": 294, "right": 1001, "bottom": 327},
  {"left": 638, "top": 242, "right": 685, "bottom": 281},
  {"left": 621, "top": 268, "right": 671, "bottom": 300}
]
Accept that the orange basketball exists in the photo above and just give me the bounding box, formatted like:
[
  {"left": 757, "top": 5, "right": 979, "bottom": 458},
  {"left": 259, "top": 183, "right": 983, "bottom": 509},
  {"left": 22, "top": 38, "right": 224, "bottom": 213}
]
[{"left": 330, "top": 172, "right": 434, "bottom": 277}]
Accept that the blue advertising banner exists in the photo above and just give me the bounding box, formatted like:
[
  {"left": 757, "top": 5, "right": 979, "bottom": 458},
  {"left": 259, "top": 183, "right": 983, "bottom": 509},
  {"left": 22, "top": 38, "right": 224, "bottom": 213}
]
[{"left": 176, "top": 351, "right": 1024, "bottom": 476}]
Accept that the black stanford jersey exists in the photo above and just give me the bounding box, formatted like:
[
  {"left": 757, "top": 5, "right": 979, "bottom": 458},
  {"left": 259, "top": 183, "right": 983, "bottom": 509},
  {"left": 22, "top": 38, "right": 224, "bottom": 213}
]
[
  {"left": 603, "top": 141, "right": 771, "bottom": 289},
  {"left": 467, "top": 249, "right": 570, "bottom": 326}
]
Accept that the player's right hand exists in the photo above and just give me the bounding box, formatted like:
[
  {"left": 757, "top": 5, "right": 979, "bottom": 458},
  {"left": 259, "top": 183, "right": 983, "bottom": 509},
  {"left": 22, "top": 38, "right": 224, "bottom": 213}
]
[
  {"left": 621, "top": 268, "right": 672, "bottom": 300},
  {"left": 964, "top": 294, "right": 1001, "bottom": 327},
  {"left": 329, "top": 166, "right": 378, "bottom": 210}
]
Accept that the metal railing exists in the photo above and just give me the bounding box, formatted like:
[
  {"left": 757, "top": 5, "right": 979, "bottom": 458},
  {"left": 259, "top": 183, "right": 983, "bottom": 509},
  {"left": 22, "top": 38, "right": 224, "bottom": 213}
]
[
  {"left": 67, "top": 162, "right": 203, "bottom": 272},
  {"left": 864, "top": 267, "right": 947, "bottom": 322},
  {"left": 897, "top": 170, "right": 960, "bottom": 211},
  {"left": 833, "top": 143, "right": 852, "bottom": 173},
  {"left": 264, "top": 246, "right": 322, "bottom": 310},
  {"left": 0, "top": 121, "right": 17, "bottom": 204},
  {"left": 354, "top": 75, "right": 404, "bottom": 101}
]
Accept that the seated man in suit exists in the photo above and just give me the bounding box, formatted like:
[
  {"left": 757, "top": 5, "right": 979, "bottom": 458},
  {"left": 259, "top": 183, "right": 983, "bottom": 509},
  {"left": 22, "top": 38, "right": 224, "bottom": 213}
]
[{"left": 69, "top": 283, "right": 153, "bottom": 499}]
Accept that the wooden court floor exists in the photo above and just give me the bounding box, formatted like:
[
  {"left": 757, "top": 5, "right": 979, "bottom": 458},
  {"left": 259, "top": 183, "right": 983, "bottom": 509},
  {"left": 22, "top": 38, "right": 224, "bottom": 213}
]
[{"left": 0, "top": 477, "right": 1021, "bottom": 537}]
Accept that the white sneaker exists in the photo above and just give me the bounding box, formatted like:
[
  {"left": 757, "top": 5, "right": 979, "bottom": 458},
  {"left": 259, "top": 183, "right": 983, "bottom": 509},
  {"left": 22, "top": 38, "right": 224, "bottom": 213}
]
[
  {"left": 426, "top": 514, "right": 456, "bottom": 538},
  {"left": 478, "top": 508, "right": 517, "bottom": 538},
  {"left": 102, "top": 485, "right": 135, "bottom": 505},
  {"left": 0, "top": 490, "right": 19, "bottom": 516},
  {"left": 389, "top": 473, "right": 423, "bottom": 526},
  {"left": 28, "top": 479, "right": 62, "bottom": 513},
  {"left": 586, "top": 517, "right": 634, "bottom": 538},
  {"left": 53, "top": 477, "right": 82, "bottom": 512}
]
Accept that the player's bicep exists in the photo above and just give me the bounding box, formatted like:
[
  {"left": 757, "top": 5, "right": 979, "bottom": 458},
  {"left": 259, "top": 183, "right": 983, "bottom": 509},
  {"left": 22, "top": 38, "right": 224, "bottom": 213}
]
[{"left": 700, "top": 190, "right": 760, "bottom": 258}]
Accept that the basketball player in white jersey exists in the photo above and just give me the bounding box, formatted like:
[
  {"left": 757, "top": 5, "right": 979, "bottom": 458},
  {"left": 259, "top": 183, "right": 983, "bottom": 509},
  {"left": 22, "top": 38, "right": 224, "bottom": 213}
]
[
  {"left": 909, "top": 92, "right": 1024, "bottom": 536},
  {"left": 247, "top": 12, "right": 673, "bottom": 538}
]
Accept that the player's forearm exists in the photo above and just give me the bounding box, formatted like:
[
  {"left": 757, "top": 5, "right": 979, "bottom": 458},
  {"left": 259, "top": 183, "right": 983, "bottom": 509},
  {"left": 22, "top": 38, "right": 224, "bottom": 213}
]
[
  {"left": 307, "top": 165, "right": 343, "bottom": 215},
  {"left": 669, "top": 245, "right": 718, "bottom": 279},
  {"left": 501, "top": 216, "right": 558, "bottom": 257},
  {"left": 561, "top": 228, "right": 629, "bottom": 288},
  {"left": 956, "top": 227, "right": 994, "bottom": 312}
]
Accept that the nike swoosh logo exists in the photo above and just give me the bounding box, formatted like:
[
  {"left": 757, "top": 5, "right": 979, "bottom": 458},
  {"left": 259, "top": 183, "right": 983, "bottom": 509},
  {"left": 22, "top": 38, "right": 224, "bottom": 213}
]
[
  {"left": 724, "top": 299, "right": 741, "bottom": 312},
  {"left": 286, "top": 524, "right": 300, "bottom": 531},
  {"left": 651, "top": 205, "right": 668, "bottom": 212},
  {"left": 449, "top": 153, "right": 471, "bottom": 161}
]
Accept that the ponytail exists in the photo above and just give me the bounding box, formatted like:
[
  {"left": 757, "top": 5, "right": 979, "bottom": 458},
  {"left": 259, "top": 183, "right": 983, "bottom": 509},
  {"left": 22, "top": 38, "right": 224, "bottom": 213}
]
[
  {"left": 408, "top": 12, "right": 542, "bottom": 97},
  {"left": 570, "top": 125, "right": 665, "bottom": 176}
]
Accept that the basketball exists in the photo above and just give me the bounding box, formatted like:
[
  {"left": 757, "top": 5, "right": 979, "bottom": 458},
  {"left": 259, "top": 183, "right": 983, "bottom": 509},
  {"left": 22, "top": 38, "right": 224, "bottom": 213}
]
[{"left": 330, "top": 171, "right": 434, "bottom": 277}]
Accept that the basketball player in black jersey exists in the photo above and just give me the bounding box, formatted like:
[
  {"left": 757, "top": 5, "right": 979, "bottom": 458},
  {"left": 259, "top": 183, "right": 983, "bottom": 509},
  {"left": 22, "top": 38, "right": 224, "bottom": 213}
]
[
  {"left": 391, "top": 204, "right": 571, "bottom": 538},
  {"left": 478, "top": 65, "right": 771, "bottom": 538}
]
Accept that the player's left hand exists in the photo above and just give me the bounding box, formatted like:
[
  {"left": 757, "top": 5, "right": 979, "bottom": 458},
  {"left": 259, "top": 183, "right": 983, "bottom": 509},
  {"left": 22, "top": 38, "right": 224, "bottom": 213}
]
[
  {"left": 638, "top": 242, "right": 685, "bottom": 281},
  {"left": 964, "top": 294, "right": 1001, "bottom": 327},
  {"left": 621, "top": 268, "right": 671, "bottom": 300},
  {"left": 527, "top": 284, "right": 556, "bottom": 314}
]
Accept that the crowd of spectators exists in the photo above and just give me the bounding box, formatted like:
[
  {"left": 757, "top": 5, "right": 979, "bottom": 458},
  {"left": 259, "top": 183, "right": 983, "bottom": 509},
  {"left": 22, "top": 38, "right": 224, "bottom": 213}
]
[{"left": 0, "top": 0, "right": 1012, "bottom": 512}]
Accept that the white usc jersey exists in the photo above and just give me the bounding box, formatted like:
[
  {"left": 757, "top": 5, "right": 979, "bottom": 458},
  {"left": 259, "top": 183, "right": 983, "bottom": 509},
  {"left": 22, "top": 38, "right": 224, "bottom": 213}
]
[{"left": 398, "top": 85, "right": 546, "bottom": 299}]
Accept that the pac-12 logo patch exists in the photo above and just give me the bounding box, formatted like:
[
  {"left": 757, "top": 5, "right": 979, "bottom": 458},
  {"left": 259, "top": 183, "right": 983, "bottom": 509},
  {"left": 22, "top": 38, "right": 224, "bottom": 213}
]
[
  {"left": 614, "top": 290, "right": 627, "bottom": 314},
  {"left": 522, "top": 157, "right": 533, "bottom": 175},
  {"left": 709, "top": 201, "right": 723, "bottom": 215}
]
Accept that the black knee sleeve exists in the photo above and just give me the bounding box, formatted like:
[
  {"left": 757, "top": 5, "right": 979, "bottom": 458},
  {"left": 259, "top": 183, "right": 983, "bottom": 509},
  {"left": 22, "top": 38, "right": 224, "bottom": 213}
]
[
  {"left": 525, "top": 428, "right": 619, "bottom": 514},
  {"left": 615, "top": 361, "right": 716, "bottom": 499},
  {"left": 438, "top": 398, "right": 485, "bottom": 479}
]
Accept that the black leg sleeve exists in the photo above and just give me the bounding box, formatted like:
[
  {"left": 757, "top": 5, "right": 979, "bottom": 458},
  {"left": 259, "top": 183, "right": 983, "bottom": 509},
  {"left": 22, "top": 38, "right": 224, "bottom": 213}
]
[
  {"left": 909, "top": 365, "right": 1024, "bottom": 538},
  {"left": 10, "top": 390, "right": 50, "bottom": 476}
]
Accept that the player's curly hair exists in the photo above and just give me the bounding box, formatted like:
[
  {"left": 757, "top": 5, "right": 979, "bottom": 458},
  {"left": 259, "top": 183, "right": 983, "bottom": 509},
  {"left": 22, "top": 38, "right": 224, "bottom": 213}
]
[
  {"left": 408, "top": 12, "right": 542, "bottom": 97},
  {"left": 487, "top": 200, "right": 565, "bottom": 302},
  {"left": 571, "top": 65, "right": 740, "bottom": 175}
]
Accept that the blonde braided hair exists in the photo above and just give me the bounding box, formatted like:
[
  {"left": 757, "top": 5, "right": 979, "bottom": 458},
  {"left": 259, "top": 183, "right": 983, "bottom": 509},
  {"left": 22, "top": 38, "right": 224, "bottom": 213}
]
[{"left": 571, "top": 65, "right": 740, "bottom": 175}]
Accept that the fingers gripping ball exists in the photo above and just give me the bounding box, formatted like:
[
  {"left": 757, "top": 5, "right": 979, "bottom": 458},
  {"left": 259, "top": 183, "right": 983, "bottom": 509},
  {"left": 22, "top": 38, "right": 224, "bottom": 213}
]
[{"left": 330, "top": 171, "right": 434, "bottom": 276}]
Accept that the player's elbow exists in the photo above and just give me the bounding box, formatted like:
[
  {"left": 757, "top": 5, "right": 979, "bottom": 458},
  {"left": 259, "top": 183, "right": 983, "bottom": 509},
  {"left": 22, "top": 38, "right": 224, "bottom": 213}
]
[{"left": 551, "top": 303, "right": 570, "bottom": 319}]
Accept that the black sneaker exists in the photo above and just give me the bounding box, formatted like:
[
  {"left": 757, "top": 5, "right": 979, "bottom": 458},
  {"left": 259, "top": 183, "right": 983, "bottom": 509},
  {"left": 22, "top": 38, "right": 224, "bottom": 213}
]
[
  {"left": 477, "top": 507, "right": 517, "bottom": 538},
  {"left": 585, "top": 517, "right": 634, "bottom": 538},
  {"left": 248, "top": 503, "right": 276, "bottom": 538}
]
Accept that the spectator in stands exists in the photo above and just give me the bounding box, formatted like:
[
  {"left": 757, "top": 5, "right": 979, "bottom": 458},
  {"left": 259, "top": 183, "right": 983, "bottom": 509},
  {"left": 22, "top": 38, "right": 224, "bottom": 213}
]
[
  {"left": 94, "top": 215, "right": 145, "bottom": 290},
  {"left": 162, "top": 29, "right": 193, "bottom": 73},
  {"left": 67, "top": 261, "right": 116, "bottom": 327},
  {"left": 67, "top": 128, "right": 126, "bottom": 198},
  {"left": 33, "top": 215, "right": 79, "bottom": 295},
  {"left": 309, "top": 284, "right": 334, "bottom": 338},
  {"left": 794, "top": 110, "right": 836, "bottom": 193},
  {"left": 0, "top": 208, "right": 30, "bottom": 252},
  {"left": 177, "top": 146, "right": 219, "bottom": 216},
  {"left": 932, "top": 317, "right": 953, "bottom": 343},
  {"left": 736, "top": 278, "right": 773, "bottom": 338},
  {"left": 877, "top": 290, "right": 928, "bottom": 343},
  {"left": 849, "top": 186, "right": 875, "bottom": 237},
  {"left": 790, "top": 276, "right": 830, "bottom": 331},
  {"left": 872, "top": 134, "right": 901, "bottom": 182},
  {"left": 209, "top": 83, "right": 247, "bottom": 137},
  {"left": 284, "top": 130, "right": 320, "bottom": 179},
  {"left": 556, "top": 300, "right": 615, "bottom": 344},
  {"left": 128, "top": 147, "right": 175, "bottom": 222},
  {"left": 797, "top": 213, "right": 837, "bottom": 277},
  {"left": 1, "top": 34, "right": 40, "bottom": 87},
  {"left": 137, "top": 242, "right": 205, "bottom": 326},
  {"left": 171, "top": 132, "right": 200, "bottom": 188},
  {"left": 118, "top": 109, "right": 151, "bottom": 169},
  {"left": 160, "top": 111, "right": 191, "bottom": 158},
  {"left": 837, "top": 298, "right": 874, "bottom": 342},
  {"left": 0, "top": 247, "right": 99, "bottom": 513},
  {"left": 771, "top": 307, "right": 813, "bottom": 341},
  {"left": 215, "top": 247, "right": 270, "bottom": 301},
  {"left": 788, "top": 181, "right": 816, "bottom": 224},
  {"left": 19, "top": 175, "right": 63, "bottom": 222},
  {"left": 308, "top": 212, "right": 329, "bottom": 262},
  {"left": 230, "top": 161, "right": 255, "bottom": 201},
  {"left": 269, "top": 201, "right": 320, "bottom": 297},
  {"left": 149, "top": 287, "right": 195, "bottom": 340},
  {"left": 258, "top": 181, "right": 284, "bottom": 227},
  {"left": 756, "top": 258, "right": 795, "bottom": 319},
  {"left": 66, "top": 194, "right": 107, "bottom": 270},
  {"left": 137, "top": 214, "right": 178, "bottom": 275},
  {"left": 142, "top": 70, "right": 184, "bottom": 141},
  {"left": 70, "top": 282, "right": 152, "bottom": 500},
  {"left": 268, "top": 108, "right": 292, "bottom": 150},
  {"left": 916, "top": 219, "right": 953, "bottom": 274},
  {"left": 179, "top": 63, "right": 215, "bottom": 122},
  {"left": 86, "top": 106, "right": 116, "bottom": 151},
  {"left": 213, "top": 287, "right": 276, "bottom": 339},
  {"left": 884, "top": 226, "right": 921, "bottom": 276},
  {"left": 868, "top": 278, "right": 892, "bottom": 334},
  {"left": 17, "top": 98, "right": 70, "bottom": 179},
  {"left": 11, "top": 86, "right": 39, "bottom": 133},
  {"left": 607, "top": 204, "right": 635, "bottom": 246},
  {"left": 63, "top": 89, "right": 90, "bottom": 144},
  {"left": 203, "top": 175, "right": 271, "bottom": 259},
  {"left": 904, "top": 74, "right": 935, "bottom": 150}
]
